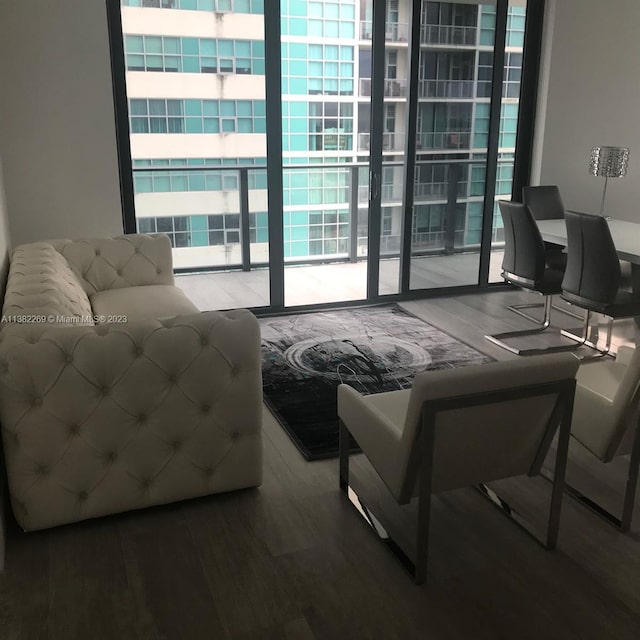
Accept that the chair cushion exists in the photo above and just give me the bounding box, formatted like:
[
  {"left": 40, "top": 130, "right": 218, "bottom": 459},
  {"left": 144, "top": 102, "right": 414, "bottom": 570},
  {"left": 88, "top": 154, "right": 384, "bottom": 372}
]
[{"left": 91, "top": 285, "right": 199, "bottom": 322}]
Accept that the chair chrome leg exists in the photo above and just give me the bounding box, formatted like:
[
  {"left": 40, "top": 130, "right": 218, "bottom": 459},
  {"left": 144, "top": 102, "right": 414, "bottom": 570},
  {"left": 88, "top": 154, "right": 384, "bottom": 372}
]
[
  {"left": 508, "top": 297, "right": 584, "bottom": 325},
  {"left": 561, "top": 313, "right": 614, "bottom": 359},
  {"left": 338, "top": 420, "right": 421, "bottom": 582},
  {"left": 486, "top": 296, "right": 581, "bottom": 356},
  {"left": 542, "top": 425, "right": 639, "bottom": 533}
]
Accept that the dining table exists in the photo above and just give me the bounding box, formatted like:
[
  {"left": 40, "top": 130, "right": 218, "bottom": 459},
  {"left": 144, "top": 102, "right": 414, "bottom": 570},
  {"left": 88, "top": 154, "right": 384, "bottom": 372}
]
[{"left": 537, "top": 216, "right": 640, "bottom": 292}]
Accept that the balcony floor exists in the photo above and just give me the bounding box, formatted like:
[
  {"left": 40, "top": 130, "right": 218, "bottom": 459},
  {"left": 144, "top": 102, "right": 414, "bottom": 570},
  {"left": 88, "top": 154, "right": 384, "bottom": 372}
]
[{"left": 176, "top": 251, "right": 505, "bottom": 310}]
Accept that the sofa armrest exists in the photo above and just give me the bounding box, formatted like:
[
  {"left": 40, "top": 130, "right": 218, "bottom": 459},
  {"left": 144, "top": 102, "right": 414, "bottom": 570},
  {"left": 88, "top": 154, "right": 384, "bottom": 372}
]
[{"left": 0, "top": 309, "right": 263, "bottom": 530}]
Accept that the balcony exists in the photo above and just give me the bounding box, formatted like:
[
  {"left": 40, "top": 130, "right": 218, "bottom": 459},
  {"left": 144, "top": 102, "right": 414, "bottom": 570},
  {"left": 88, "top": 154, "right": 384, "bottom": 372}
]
[
  {"left": 418, "top": 79, "right": 475, "bottom": 99},
  {"left": 132, "top": 159, "right": 508, "bottom": 272},
  {"left": 359, "top": 77, "right": 407, "bottom": 98},
  {"left": 358, "top": 132, "right": 406, "bottom": 152},
  {"left": 360, "top": 20, "right": 409, "bottom": 42},
  {"left": 416, "top": 131, "right": 471, "bottom": 151},
  {"left": 420, "top": 24, "right": 477, "bottom": 46}
]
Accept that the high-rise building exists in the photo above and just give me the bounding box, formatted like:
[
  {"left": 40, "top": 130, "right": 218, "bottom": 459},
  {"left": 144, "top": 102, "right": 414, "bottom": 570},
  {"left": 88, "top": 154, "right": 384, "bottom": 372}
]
[{"left": 119, "top": 0, "right": 525, "bottom": 277}]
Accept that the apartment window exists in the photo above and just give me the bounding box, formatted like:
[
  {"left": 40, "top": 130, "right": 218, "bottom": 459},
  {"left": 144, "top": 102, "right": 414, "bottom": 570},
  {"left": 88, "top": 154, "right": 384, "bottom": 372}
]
[
  {"left": 124, "top": 35, "right": 265, "bottom": 75},
  {"left": 479, "top": 6, "right": 496, "bottom": 46},
  {"left": 283, "top": 168, "right": 349, "bottom": 206},
  {"left": 249, "top": 212, "right": 269, "bottom": 243},
  {"left": 281, "top": 0, "right": 355, "bottom": 38},
  {"left": 129, "top": 99, "right": 266, "bottom": 134},
  {"left": 309, "top": 102, "right": 353, "bottom": 151},
  {"left": 138, "top": 213, "right": 261, "bottom": 248},
  {"left": 307, "top": 209, "right": 349, "bottom": 256},
  {"left": 132, "top": 157, "right": 267, "bottom": 193},
  {"left": 122, "top": 0, "right": 265, "bottom": 13},
  {"left": 473, "top": 102, "right": 490, "bottom": 149},
  {"left": 282, "top": 43, "right": 353, "bottom": 96},
  {"left": 477, "top": 51, "right": 492, "bottom": 97},
  {"left": 506, "top": 7, "right": 526, "bottom": 47},
  {"left": 138, "top": 216, "right": 192, "bottom": 247},
  {"left": 499, "top": 103, "right": 519, "bottom": 148},
  {"left": 504, "top": 52, "right": 523, "bottom": 98},
  {"left": 208, "top": 214, "right": 240, "bottom": 245}
]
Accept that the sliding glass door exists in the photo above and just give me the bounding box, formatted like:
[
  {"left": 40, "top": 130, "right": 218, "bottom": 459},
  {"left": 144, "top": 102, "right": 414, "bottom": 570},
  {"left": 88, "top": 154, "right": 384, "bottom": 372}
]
[{"left": 111, "top": 0, "right": 540, "bottom": 310}]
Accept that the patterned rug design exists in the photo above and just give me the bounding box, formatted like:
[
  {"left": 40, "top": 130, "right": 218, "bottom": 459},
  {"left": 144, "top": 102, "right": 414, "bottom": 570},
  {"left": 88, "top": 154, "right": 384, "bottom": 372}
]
[{"left": 260, "top": 304, "right": 493, "bottom": 460}]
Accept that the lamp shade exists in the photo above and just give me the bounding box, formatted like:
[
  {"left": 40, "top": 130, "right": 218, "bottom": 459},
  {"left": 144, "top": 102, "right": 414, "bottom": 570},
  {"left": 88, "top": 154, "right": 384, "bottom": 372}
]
[{"left": 589, "top": 146, "right": 630, "bottom": 178}]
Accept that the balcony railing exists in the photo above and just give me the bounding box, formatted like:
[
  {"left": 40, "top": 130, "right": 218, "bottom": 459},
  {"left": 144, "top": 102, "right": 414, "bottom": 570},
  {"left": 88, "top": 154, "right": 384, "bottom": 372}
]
[
  {"left": 420, "top": 24, "right": 477, "bottom": 46},
  {"left": 132, "top": 159, "right": 509, "bottom": 270},
  {"left": 358, "top": 132, "right": 406, "bottom": 152},
  {"left": 416, "top": 131, "right": 471, "bottom": 151},
  {"left": 360, "top": 20, "right": 409, "bottom": 42},
  {"left": 359, "top": 77, "right": 407, "bottom": 98},
  {"left": 418, "top": 79, "right": 475, "bottom": 99}
]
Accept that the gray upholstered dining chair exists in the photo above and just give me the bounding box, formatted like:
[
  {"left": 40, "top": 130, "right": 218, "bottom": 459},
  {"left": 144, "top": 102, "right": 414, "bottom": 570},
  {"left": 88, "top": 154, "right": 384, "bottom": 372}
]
[
  {"left": 338, "top": 353, "right": 579, "bottom": 584},
  {"left": 522, "top": 185, "right": 567, "bottom": 256},
  {"left": 485, "top": 201, "right": 579, "bottom": 355},
  {"left": 561, "top": 211, "right": 640, "bottom": 356},
  {"left": 567, "top": 345, "right": 640, "bottom": 531}
]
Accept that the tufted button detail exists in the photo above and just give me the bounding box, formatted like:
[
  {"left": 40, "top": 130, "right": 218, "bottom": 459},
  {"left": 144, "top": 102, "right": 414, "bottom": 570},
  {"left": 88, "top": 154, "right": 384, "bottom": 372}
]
[
  {"left": 65, "top": 355, "right": 74, "bottom": 364},
  {"left": 172, "top": 440, "right": 182, "bottom": 451},
  {"left": 141, "top": 478, "right": 152, "bottom": 489},
  {"left": 101, "top": 386, "right": 110, "bottom": 396},
  {"left": 200, "top": 337, "right": 209, "bottom": 346},
  {"left": 134, "top": 247, "right": 141, "bottom": 254},
  {"left": 78, "top": 491, "right": 88, "bottom": 502},
  {"left": 230, "top": 431, "right": 240, "bottom": 440},
  {"left": 1, "top": 361, "right": 9, "bottom": 373},
  {"left": 95, "top": 249, "right": 101, "bottom": 256},
  {"left": 106, "top": 451, "right": 118, "bottom": 463},
  {"left": 231, "top": 366, "right": 240, "bottom": 377},
  {"left": 32, "top": 397, "right": 42, "bottom": 407},
  {"left": 168, "top": 374, "right": 177, "bottom": 384},
  {"left": 138, "top": 413, "right": 147, "bottom": 424},
  {"left": 36, "top": 463, "right": 50, "bottom": 476},
  {"left": 134, "top": 346, "right": 144, "bottom": 357},
  {"left": 69, "top": 423, "right": 81, "bottom": 436},
  {"left": 203, "top": 467, "right": 214, "bottom": 477},
  {"left": 201, "top": 404, "right": 211, "bottom": 414},
  {"left": 156, "top": 268, "right": 162, "bottom": 275}
]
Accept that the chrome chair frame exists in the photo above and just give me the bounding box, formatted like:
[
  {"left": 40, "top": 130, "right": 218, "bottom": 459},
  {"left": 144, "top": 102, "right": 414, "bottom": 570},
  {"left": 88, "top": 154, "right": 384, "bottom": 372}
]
[{"left": 339, "top": 379, "right": 576, "bottom": 584}]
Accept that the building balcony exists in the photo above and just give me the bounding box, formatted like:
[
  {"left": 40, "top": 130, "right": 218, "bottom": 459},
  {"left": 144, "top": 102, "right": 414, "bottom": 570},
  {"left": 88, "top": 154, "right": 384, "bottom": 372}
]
[
  {"left": 359, "top": 77, "right": 407, "bottom": 98},
  {"left": 358, "top": 132, "right": 405, "bottom": 153},
  {"left": 418, "top": 79, "right": 475, "bottom": 99},
  {"left": 416, "top": 131, "right": 471, "bottom": 151},
  {"left": 360, "top": 20, "right": 409, "bottom": 42},
  {"left": 420, "top": 24, "right": 477, "bottom": 46}
]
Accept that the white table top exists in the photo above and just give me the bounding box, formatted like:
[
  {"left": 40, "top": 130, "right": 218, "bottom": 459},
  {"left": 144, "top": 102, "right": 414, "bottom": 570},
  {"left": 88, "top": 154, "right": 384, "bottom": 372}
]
[{"left": 537, "top": 217, "right": 640, "bottom": 266}]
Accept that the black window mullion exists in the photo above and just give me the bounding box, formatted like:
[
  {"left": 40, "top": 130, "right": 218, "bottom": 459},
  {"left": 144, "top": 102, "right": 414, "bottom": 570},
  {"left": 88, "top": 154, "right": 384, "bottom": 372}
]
[
  {"left": 105, "top": 0, "right": 136, "bottom": 234},
  {"left": 264, "top": 3, "right": 284, "bottom": 308},
  {"left": 366, "top": 0, "right": 387, "bottom": 300},
  {"left": 399, "top": 0, "right": 422, "bottom": 294},
  {"left": 478, "top": 0, "right": 508, "bottom": 288},
  {"left": 512, "top": 0, "right": 545, "bottom": 201}
]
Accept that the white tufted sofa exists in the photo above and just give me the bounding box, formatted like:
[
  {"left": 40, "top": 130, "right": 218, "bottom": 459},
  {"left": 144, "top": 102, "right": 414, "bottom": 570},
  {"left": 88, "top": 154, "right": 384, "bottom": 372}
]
[{"left": 0, "top": 234, "right": 263, "bottom": 539}]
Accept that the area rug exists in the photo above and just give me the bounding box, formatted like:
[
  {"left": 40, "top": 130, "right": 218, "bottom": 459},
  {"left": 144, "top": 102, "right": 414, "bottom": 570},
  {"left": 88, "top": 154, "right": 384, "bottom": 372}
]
[{"left": 260, "top": 304, "right": 493, "bottom": 460}]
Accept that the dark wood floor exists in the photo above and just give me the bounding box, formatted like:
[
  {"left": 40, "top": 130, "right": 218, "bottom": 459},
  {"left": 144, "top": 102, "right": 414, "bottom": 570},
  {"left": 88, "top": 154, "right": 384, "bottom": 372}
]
[{"left": 1, "top": 291, "right": 639, "bottom": 639}]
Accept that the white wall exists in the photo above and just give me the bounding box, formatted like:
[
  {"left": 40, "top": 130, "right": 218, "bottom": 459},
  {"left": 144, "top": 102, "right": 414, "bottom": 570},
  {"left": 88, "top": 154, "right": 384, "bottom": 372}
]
[
  {"left": 0, "top": 0, "right": 124, "bottom": 245},
  {"left": 535, "top": 0, "right": 640, "bottom": 220}
]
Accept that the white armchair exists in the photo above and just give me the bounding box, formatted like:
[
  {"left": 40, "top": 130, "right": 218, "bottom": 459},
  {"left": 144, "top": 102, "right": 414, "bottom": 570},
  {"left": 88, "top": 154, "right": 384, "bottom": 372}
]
[
  {"left": 338, "top": 353, "right": 579, "bottom": 584},
  {"left": 568, "top": 345, "right": 640, "bottom": 531}
]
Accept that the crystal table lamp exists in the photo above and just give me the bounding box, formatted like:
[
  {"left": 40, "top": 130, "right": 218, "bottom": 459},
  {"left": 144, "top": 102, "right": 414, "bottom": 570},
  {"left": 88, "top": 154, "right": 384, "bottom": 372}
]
[{"left": 589, "top": 146, "right": 630, "bottom": 215}]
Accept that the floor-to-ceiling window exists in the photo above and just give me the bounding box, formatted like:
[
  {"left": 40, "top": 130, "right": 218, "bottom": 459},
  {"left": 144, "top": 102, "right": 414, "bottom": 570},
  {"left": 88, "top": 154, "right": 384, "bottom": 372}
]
[{"left": 109, "top": 0, "right": 542, "bottom": 311}]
